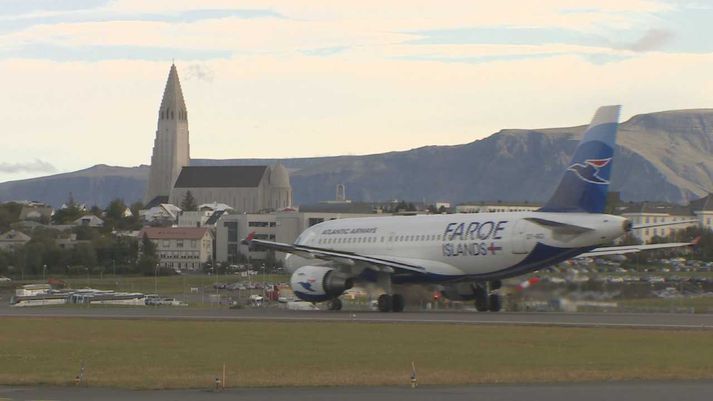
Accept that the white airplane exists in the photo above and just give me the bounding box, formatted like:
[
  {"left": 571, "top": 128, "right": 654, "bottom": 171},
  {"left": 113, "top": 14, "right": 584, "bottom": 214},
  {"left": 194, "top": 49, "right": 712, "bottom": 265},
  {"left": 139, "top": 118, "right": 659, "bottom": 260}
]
[{"left": 244, "top": 105, "right": 697, "bottom": 312}]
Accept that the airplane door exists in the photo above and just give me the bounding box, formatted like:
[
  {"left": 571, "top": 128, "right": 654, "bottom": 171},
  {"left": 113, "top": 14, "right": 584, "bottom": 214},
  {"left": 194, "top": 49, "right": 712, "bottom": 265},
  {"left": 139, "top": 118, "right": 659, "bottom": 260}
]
[{"left": 511, "top": 219, "right": 534, "bottom": 254}]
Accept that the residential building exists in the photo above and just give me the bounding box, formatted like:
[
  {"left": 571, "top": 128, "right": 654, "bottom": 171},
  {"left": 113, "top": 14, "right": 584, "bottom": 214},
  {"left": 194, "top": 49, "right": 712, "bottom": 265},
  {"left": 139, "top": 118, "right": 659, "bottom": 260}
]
[
  {"left": 19, "top": 204, "right": 53, "bottom": 222},
  {"left": 619, "top": 197, "right": 713, "bottom": 243},
  {"left": 140, "top": 203, "right": 182, "bottom": 225},
  {"left": 0, "top": 230, "right": 31, "bottom": 250},
  {"left": 73, "top": 215, "right": 104, "bottom": 228},
  {"left": 140, "top": 227, "right": 214, "bottom": 271}
]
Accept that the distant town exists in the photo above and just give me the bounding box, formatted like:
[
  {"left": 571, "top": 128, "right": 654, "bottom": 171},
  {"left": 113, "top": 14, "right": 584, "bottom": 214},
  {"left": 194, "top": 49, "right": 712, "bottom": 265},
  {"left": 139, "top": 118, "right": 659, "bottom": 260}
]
[{"left": 1, "top": 65, "right": 711, "bottom": 282}]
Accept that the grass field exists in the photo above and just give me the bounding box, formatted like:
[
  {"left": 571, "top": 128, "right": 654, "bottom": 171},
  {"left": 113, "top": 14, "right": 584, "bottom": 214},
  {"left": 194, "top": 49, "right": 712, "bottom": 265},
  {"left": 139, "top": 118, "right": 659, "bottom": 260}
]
[{"left": 1, "top": 318, "right": 712, "bottom": 389}]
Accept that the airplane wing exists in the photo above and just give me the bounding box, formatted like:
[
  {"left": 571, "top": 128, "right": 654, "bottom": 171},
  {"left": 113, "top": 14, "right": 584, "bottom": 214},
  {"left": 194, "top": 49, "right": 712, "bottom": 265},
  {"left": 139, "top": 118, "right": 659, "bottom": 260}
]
[
  {"left": 576, "top": 237, "right": 699, "bottom": 258},
  {"left": 244, "top": 237, "right": 427, "bottom": 274}
]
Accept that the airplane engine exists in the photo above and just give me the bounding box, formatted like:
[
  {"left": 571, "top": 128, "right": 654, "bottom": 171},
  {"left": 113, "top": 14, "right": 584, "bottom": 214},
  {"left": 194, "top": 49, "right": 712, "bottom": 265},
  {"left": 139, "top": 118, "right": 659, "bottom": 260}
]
[
  {"left": 290, "top": 266, "right": 354, "bottom": 303},
  {"left": 440, "top": 282, "right": 479, "bottom": 301}
]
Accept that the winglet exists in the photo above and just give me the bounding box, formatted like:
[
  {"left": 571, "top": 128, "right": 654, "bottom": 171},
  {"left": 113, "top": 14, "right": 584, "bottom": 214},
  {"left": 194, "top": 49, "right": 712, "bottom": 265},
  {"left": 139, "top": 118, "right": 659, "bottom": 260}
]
[
  {"left": 691, "top": 236, "right": 702, "bottom": 247},
  {"left": 241, "top": 231, "right": 256, "bottom": 245}
]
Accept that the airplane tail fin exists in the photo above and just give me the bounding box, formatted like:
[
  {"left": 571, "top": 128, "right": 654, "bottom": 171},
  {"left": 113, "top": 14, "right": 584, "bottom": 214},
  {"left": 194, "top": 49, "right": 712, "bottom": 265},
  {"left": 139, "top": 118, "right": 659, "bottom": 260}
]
[{"left": 540, "top": 105, "right": 621, "bottom": 214}]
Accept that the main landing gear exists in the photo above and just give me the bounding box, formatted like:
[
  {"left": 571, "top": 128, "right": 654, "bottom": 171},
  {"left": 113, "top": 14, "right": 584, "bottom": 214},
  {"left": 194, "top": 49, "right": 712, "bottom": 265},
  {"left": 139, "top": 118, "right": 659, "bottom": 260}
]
[
  {"left": 377, "top": 294, "right": 405, "bottom": 312},
  {"left": 374, "top": 271, "right": 405, "bottom": 312},
  {"left": 474, "top": 281, "right": 502, "bottom": 312},
  {"left": 326, "top": 298, "right": 342, "bottom": 311}
]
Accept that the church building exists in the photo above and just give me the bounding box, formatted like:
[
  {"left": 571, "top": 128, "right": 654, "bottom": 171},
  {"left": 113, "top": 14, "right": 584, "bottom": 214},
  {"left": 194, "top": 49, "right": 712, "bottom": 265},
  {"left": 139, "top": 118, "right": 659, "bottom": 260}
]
[{"left": 145, "top": 65, "right": 292, "bottom": 213}]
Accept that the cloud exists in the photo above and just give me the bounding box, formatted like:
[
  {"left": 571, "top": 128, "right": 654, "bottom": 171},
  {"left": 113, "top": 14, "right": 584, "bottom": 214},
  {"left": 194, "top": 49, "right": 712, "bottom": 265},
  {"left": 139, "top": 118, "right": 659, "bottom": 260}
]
[
  {"left": 625, "top": 28, "right": 675, "bottom": 52},
  {"left": 184, "top": 63, "right": 214, "bottom": 82},
  {"left": 0, "top": 159, "right": 57, "bottom": 174}
]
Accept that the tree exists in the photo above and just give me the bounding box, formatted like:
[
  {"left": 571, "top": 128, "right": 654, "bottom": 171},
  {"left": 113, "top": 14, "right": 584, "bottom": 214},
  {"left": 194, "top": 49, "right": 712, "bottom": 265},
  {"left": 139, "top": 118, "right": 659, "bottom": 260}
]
[
  {"left": 52, "top": 193, "right": 84, "bottom": 224},
  {"left": 180, "top": 191, "right": 198, "bottom": 212},
  {"left": 0, "top": 202, "right": 22, "bottom": 230},
  {"left": 103, "top": 198, "right": 135, "bottom": 231},
  {"left": 106, "top": 199, "right": 127, "bottom": 221},
  {"left": 137, "top": 232, "right": 159, "bottom": 276}
]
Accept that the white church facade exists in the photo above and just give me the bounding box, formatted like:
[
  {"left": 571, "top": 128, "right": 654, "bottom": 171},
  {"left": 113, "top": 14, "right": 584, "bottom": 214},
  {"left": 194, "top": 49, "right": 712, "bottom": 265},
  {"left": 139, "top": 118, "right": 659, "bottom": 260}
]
[{"left": 145, "top": 65, "right": 292, "bottom": 213}]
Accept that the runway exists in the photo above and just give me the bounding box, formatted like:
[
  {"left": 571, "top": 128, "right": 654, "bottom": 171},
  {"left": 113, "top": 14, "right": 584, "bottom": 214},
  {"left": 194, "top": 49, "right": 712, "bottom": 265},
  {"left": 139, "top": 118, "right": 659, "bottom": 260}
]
[
  {"left": 2, "top": 381, "right": 713, "bottom": 401},
  {"left": 1, "top": 306, "right": 712, "bottom": 329}
]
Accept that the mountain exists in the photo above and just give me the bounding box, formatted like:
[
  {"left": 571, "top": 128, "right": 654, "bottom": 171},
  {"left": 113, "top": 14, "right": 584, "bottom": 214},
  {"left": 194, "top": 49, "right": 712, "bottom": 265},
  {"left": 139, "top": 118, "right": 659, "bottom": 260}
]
[
  {"left": 2, "top": 109, "right": 713, "bottom": 207},
  {"left": 0, "top": 164, "right": 149, "bottom": 207}
]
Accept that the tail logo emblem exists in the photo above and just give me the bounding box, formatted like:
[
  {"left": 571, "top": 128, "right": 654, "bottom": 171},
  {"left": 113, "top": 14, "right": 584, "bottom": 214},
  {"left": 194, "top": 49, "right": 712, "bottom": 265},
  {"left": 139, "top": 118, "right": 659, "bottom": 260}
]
[{"left": 567, "top": 158, "right": 611, "bottom": 184}]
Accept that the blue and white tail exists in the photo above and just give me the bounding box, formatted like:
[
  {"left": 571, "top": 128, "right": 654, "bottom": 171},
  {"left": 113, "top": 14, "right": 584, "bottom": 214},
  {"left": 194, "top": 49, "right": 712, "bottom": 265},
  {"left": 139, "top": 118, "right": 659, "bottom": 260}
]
[{"left": 540, "top": 105, "right": 621, "bottom": 214}]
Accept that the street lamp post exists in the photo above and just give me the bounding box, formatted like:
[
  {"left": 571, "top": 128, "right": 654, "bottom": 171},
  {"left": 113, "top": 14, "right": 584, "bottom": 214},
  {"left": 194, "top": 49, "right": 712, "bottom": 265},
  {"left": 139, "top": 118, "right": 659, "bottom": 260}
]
[
  {"left": 262, "top": 263, "right": 266, "bottom": 299},
  {"left": 154, "top": 263, "right": 159, "bottom": 294}
]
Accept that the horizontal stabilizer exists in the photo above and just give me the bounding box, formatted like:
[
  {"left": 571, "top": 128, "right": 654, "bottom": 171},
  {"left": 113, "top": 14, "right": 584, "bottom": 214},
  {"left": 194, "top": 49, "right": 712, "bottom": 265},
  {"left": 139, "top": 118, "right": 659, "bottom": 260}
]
[{"left": 524, "top": 217, "right": 594, "bottom": 234}]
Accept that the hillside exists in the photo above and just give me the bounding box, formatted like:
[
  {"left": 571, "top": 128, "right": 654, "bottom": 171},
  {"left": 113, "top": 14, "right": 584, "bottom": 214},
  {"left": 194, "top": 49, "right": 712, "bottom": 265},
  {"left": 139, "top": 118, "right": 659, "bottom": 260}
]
[{"left": 2, "top": 109, "right": 712, "bottom": 207}]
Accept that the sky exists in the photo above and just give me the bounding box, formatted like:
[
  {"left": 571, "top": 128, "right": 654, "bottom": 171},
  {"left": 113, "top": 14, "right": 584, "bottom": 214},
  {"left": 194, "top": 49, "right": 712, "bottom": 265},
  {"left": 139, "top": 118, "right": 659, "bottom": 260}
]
[{"left": 1, "top": 0, "right": 713, "bottom": 183}]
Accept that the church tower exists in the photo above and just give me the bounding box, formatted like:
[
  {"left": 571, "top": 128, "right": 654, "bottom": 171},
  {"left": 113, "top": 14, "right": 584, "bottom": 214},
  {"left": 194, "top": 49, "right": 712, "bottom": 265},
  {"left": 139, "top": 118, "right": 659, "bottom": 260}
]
[{"left": 145, "top": 64, "right": 191, "bottom": 204}]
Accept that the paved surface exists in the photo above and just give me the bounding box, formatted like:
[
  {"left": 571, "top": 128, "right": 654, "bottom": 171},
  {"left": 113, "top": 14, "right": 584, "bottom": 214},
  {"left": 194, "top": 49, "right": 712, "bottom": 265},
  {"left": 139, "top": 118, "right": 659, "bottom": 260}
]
[
  {"left": 1, "top": 307, "right": 713, "bottom": 329},
  {"left": 2, "top": 382, "right": 713, "bottom": 401}
]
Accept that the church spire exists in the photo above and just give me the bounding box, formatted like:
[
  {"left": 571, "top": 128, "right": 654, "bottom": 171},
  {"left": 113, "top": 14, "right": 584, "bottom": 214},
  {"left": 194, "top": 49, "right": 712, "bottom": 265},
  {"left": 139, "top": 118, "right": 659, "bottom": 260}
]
[
  {"left": 145, "top": 64, "right": 191, "bottom": 204},
  {"left": 159, "top": 64, "right": 187, "bottom": 121}
]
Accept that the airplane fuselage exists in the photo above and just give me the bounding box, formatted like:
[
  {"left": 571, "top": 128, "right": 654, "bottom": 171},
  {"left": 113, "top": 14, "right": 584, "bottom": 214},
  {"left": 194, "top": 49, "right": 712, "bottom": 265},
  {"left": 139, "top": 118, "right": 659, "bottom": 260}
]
[{"left": 286, "top": 211, "right": 629, "bottom": 283}]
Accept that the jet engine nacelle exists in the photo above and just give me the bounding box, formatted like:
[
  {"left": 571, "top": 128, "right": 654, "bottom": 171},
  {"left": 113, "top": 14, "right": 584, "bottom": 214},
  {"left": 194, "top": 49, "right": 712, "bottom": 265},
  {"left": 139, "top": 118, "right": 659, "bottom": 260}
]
[
  {"left": 290, "top": 265, "right": 354, "bottom": 303},
  {"left": 440, "top": 282, "right": 479, "bottom": 301}
]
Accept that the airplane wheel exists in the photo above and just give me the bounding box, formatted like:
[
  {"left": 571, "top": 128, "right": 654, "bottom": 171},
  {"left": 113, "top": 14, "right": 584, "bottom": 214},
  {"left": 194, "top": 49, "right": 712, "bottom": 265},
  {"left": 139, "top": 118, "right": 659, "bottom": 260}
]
[
  {"left": 327, "top": 298, "right": 342, "bottom": 311},
  {"left": 391, "top": 294, "right": 405, "bottom": 312},
  {"left": 488, "top": 294, "right": 502, "bottom": 312},
  {"left": 377, "top": 294, "right": 393, "bottom": 312},
  {"left": 490, "top": 280, "right": 502, "bottom": 291}
]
